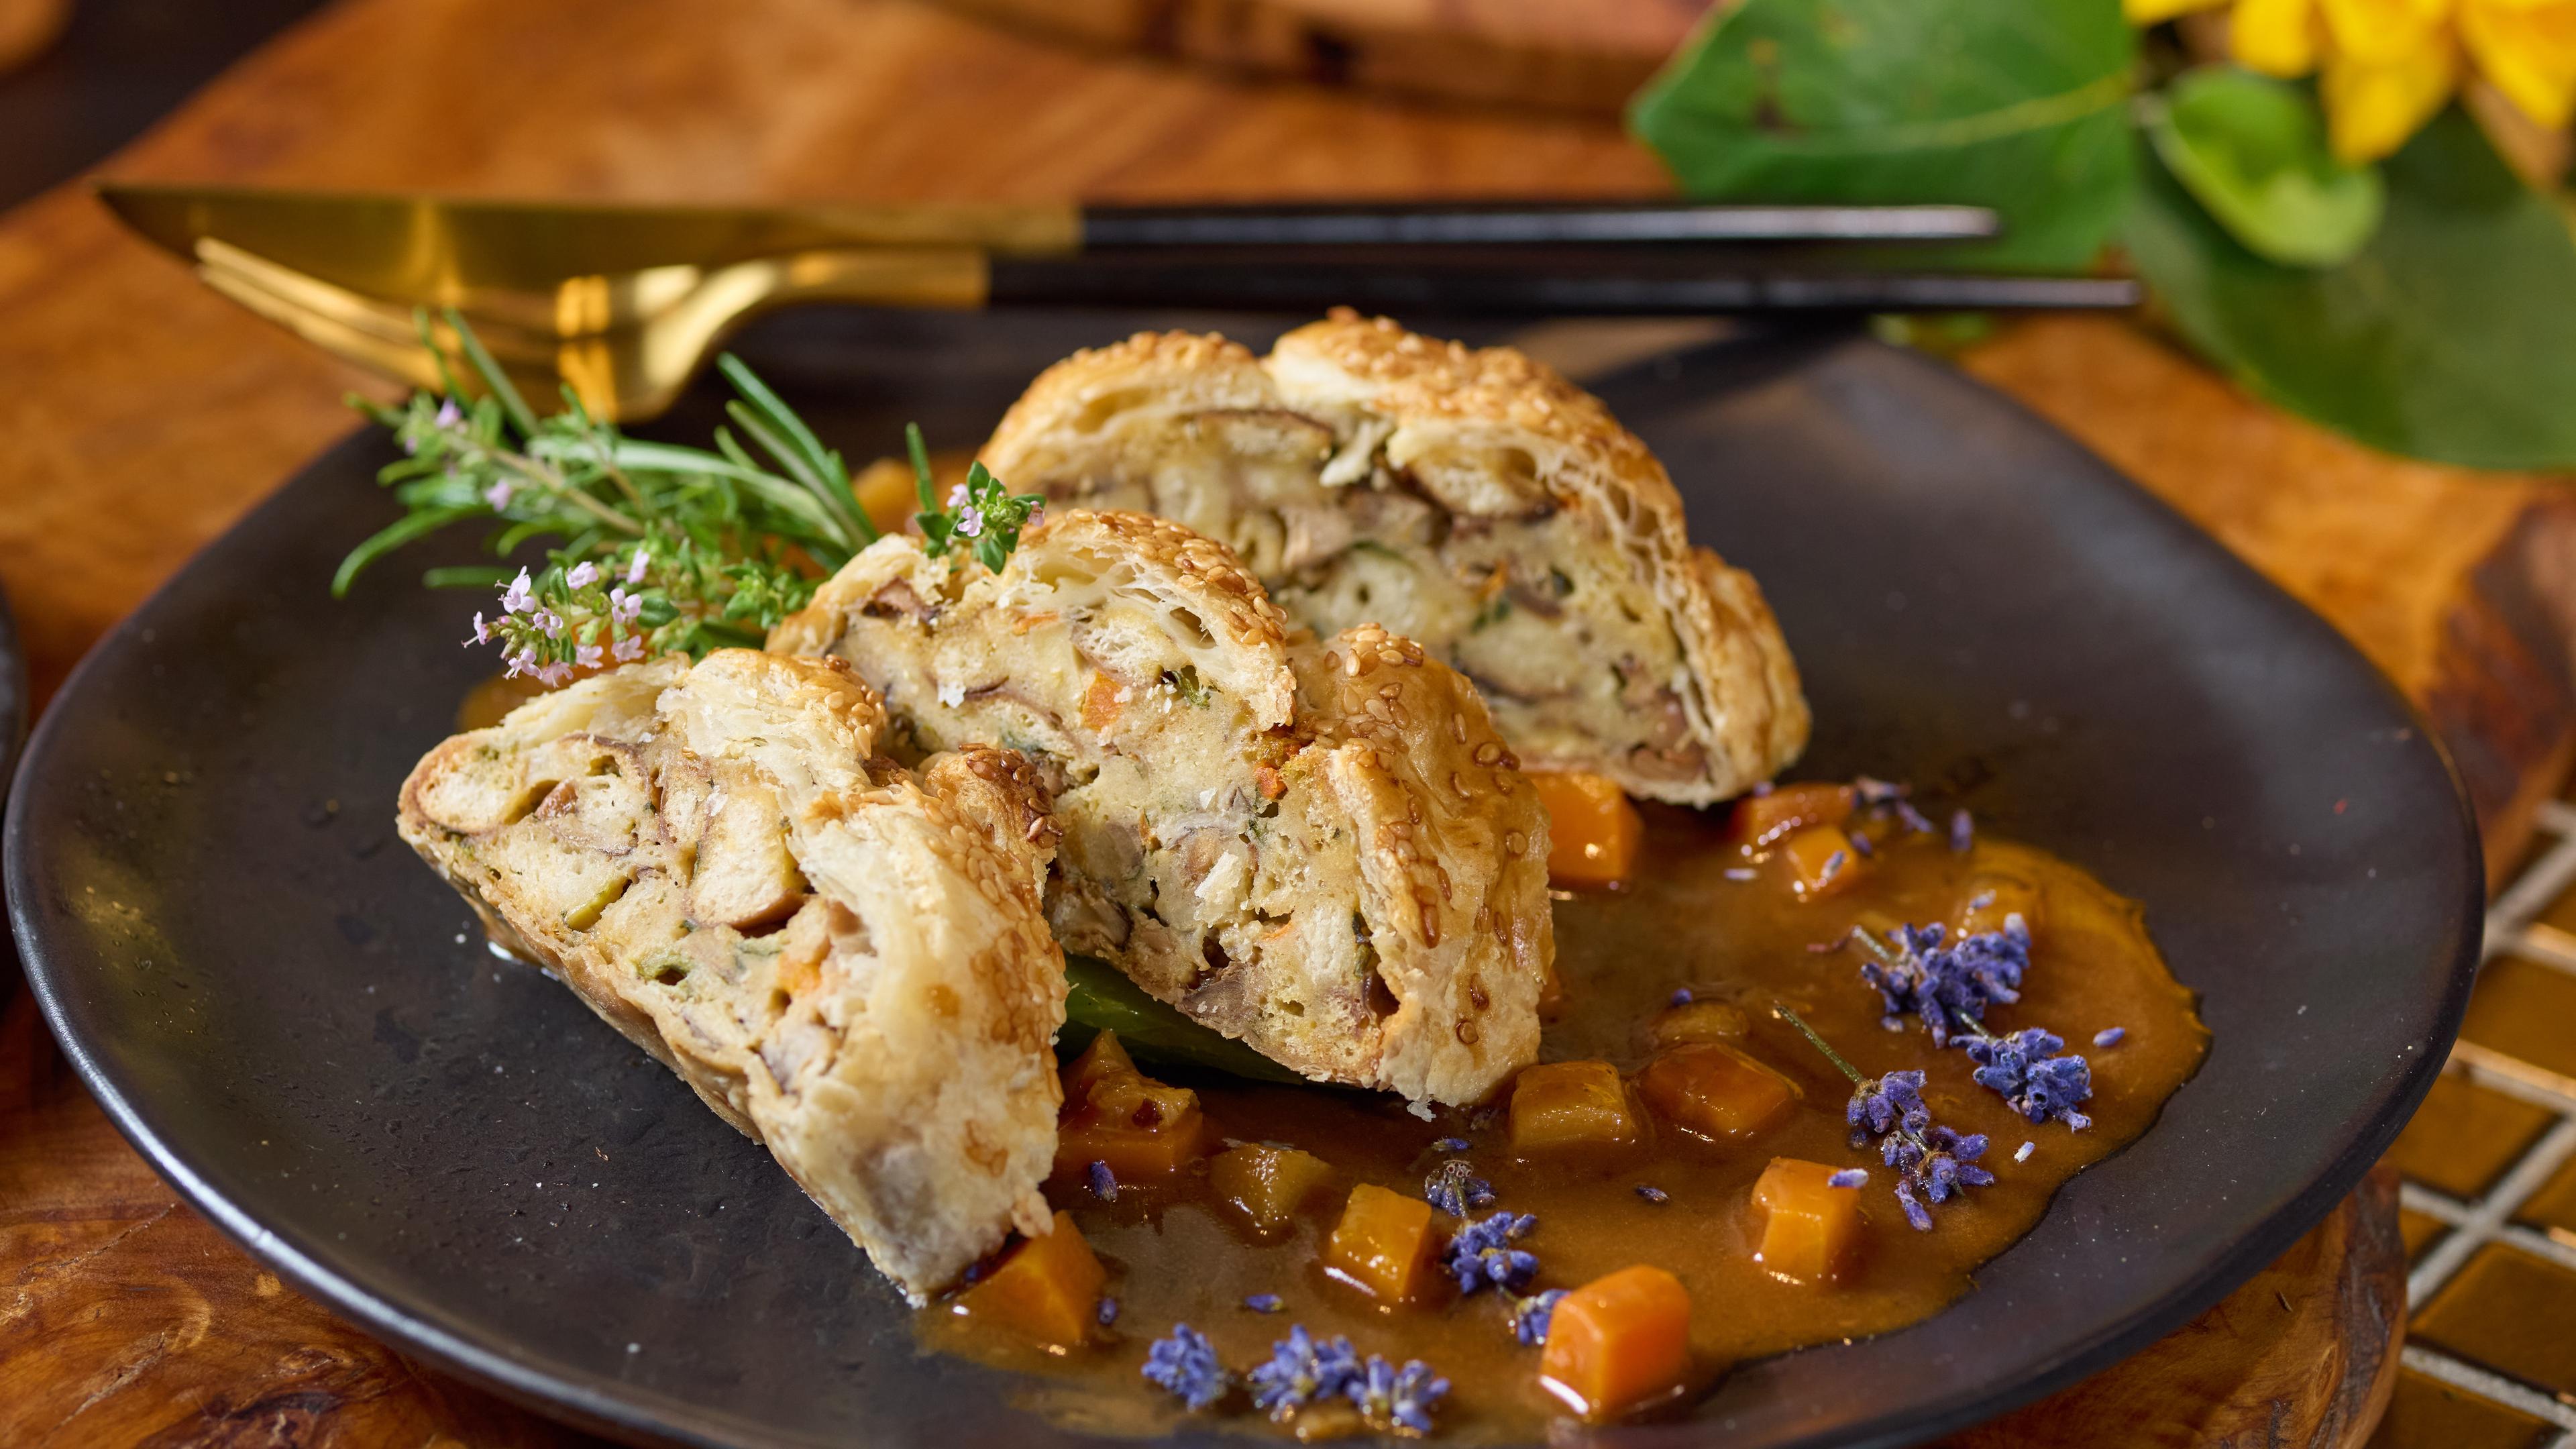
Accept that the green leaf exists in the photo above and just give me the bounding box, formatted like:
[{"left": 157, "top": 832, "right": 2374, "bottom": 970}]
[
  {"left": 1061, "top": 955, "right": 1308, "bottom": 1085},
  {"left": 2127, "top": 106, "right": 2576, "bottom": 470},
  {"left": 334, "top": 505, "right": 482, "bottom": 597},
  {"left": 1627, "top": 0, "right": 2137, "bottom": 272},
  {"left": 2140, "top": 67, "right": 2382, "bottom": 268}
]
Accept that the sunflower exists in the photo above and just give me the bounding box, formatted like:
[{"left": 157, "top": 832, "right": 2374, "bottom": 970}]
[{"left": 2129, "top": 0, "right": 2576, "bottom": 161}]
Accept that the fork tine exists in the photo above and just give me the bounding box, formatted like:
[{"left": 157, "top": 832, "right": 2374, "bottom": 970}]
[
  {"left": 199, "top": 240, "right": 572, "bottom": 367},
  {"left": 197, "top": 239, "right": 570, "bottom": 402}
]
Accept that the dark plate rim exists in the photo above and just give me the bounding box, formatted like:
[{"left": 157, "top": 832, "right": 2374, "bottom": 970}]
[{"left": 5, "top": 333, "right": 2485, "bottom": 1449}]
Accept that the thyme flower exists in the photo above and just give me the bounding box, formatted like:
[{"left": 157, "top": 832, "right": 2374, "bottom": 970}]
[
  {"left": 908, "top": 423, "right": 1044, "bottom": 573},
  {"left": 1445, "top": 1210, "right": 1540, "bottom": 1295},
  {"left": 1142, "top": 1324, "right": 1230, "bottom": 1410}
]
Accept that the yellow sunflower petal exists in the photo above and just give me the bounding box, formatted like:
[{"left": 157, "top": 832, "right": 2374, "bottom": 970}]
[
  {"left": 2234, "top": 0, "right": 2328, "bottom": 73},
  {"left": 2323, "top": 38, "right": 2462, "bottom": 160},
  {"left": 2460, "top": 0, "right": 2576, "bottom": 127},
  {"left": 2320, "top": 0, "right": 2456, "bottom": 62},
  {"left": 2128, "top": 0, "right": 2231, "bottom": 21}
]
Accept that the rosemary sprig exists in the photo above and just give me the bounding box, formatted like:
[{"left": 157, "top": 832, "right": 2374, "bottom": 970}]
[{"left": 335, "top": 309, "right": 1036, "bottom": 682}]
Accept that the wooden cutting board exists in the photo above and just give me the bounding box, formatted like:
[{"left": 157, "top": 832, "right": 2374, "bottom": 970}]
[{"left": 0, "top": 0, "right": 2546, "bottom": 1443}]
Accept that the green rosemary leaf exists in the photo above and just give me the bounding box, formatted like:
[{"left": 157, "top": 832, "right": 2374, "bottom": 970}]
[
  {"left": 335, "top": 504, "right": 483, "bottom": 598},
  {"left": 443, "top": 306, "right": 537, "bottom": 436}
]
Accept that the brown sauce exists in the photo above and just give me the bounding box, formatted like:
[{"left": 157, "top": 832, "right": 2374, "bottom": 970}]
[{"left": 924, "top": 805, "right": 2208, "bottom": 1440}]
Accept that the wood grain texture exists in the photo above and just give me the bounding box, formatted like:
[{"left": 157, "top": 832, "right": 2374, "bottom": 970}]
[
  {"left": 1941, "top": 1169, "right": 2407, "bottom": 1449},
  {"left": 0, "top": 0, "right": 2502, "bottom": 1443}
]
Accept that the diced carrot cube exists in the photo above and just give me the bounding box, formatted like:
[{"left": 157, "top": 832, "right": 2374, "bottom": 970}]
[
  {"left": 1210, "top": 1144, "right": 1334, "bottom": 1236},
  {"left": 1732, "top": 782, "right": 1854, "bottom": 849},
  {"left": 1055, "top": 1030, "right": 1211, "bottom": 1180},
  {"left": 1081, "top": 672, "right": 1124, "bottom": 733},
  {"left": 1780, "top": 824, "right": 1863, "bottom": 899},
  {"left": 1538, "top": 1265, "right": 1693, "bottom": 1419},
  {"left": 1754, "top": 1158, "right": 1865, "bottom": 1283},
  {"left": 1957, "top": 871, "right": 2045, "bottom": 942},
  {"left": 1649, "top": 998, "right": 1750, "bottom": 1048},
  {"left": 1637, "top": 1043, "right": 1796, "bottom": 1140},
  {"left": 1323, "top": 1183, "right": 1440, "bottom": 1303},
  {"left": 1527, "top": 771, "right": 1643, "bottom": 888},
  {"left": 1508, "top": 1060, "right": 1644, "bottom": 1155},
  {"left": 952, "top": 1211, "right": 1106, "bottom": 1350}
]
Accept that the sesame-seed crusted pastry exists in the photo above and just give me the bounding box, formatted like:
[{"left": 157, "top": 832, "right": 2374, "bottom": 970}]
[
  {"left": 768, "top": 511, "right": 1554, "bottom": 1106},
  {"left": 977, "top": 309, "right": 1809, "bottom": 806},
  {"left": 395, "top": 649, "right": 1066, "bottom": 1303}
]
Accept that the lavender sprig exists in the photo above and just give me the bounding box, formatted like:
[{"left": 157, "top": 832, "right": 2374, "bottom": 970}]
[
  {"left": 1962, "top": 1028, "right": 2095, "bottom": 1130},
  {"left": 1350, "top": 1354, "right": 1450, "bottom": 1436},
  {"left": 1511, "top": 1289, "right": 1569, "bottom": 1346},
  {"left": 1246, "top": 1326, "right": 1362, "bottom": 1417},
  {"left": 1424, "top": 1159, "right": 1495, "bottom": 1218},
  {"left": 1445, "top": 1210, "right": 1540, "bottom": 1295},
  {"left": 1854, "top": 920, "right": 2031, "bottom": 1046},
  {"left": 1778, "top": 1006, "right": 1996, "bottom": 1232},
  {"left": 1142, "top": 1324, "right": 1230, "bottom": 1410}
]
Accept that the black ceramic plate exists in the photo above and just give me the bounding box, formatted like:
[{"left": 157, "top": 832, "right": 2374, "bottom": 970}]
[{"left": 8, "top": 312, "right": 2479, "bottom": 1448}]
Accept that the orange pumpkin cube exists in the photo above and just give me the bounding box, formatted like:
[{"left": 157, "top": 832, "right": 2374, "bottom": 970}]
[
  {"left": 1732, "top": 782, "right": 1854, "bottom": 849},
  {"left": 1637, "top": 1043, "right": 1797, "bottom": 1140},
  {"left": 1508, "top": 1060, "right": 1644, "bottom": 1156},
  {"left": 1322, "top": 1183, "right": 1440, "bottom": 1303},
  {"left": 951, "top": 1211, "right": 1107, "bottom": 1350},
  {"left": 1957, "top": 872, "right": 2045, "bottom": 943},
  {"left": 1780, "top": 824, "right": 1863, "bottom": 899},
  {"left": 1648, "top": 998, "right": 1750, "bottom": 1049},
  {"left": 1055, "top": 1030, "right": 1211, "bottom": 1180},
  {"left": 1210, "top": 1144, "right": 1335, "bottom": 1236},
  {"left": 1754, "top": 1158, "right": 1866, "bottom": 1283},
  {"left": 1538, "top": 1265, "right": 1694, "bottom": 1419},
  {"left": 1527, "top": 771, "right": 1643, "bottom": 888}
]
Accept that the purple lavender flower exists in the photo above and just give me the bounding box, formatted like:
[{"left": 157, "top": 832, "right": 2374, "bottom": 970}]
[
  {"left": 1445, "top": 1210, "right": 1540, "bottom": 1294},
  {"left": 1893, "top": 799, "right": 1937, "bottom": 835},
  {"left": 1854, "top": 775, "right": 1907, "bottom": 805},
  {"left": 2094, "top": 1026, "right": 2126, "bottom": 1048},
  {"left": 2015, "top": 1140, "right": 2036, "bottom": 1163},
  {"left": 1244, "top": 1293, "right": 1283, "bottom": 1313},
  {"left": 1635, "top": 1185, "right": 1669, "bottom": 1204},
  {"left": 1847, "top": 1070, "right": 1994, "bottom": 1230},
  {"left": 1424, "top": 1159, "right": 1494, "bottom": 1218},
  {"left": 1857, "top": 920, "right": 2031, "bottom": 1046},
  {"left": 1827, "top": 1168, "right": 1868, "bottom": 1188},
  {"left": 1142, "top": 1324, "right": 1229, "bottom": 1410},
  {"left": 1724, "top": 867, "right": 1758, "bottom": 881},
  {"left": 1247, "top": 1326, "right": 1360, "bottom": 1416},
  {"left": 1849, "top": 832, "right": 1875, "bottom": 859},
  {"left": 1350, "top": 1354, "right": 1449, "bottom": 1435},
  {"left": 1511, "top": 1289, "right": 1569, "bottom": 1346},
  {"left": 1964, "top": 1028, "right": 2094, "bottom": 1130},
  {"left": 1670, "top": 987, "right": 1695, "bottom": 1006},
  {"left": 1098, "top": 1297, "right": 1120, "bottom": 1326},
  {"left": 1950, "top": 808, "right": 1975, "bottom": 852},
  {"left": 1087, "top": 1160, "right": 1118, "bottom": 1201},
  {"left": 1432, "top": 1136, "right": 1470, "bottom": 1153}
]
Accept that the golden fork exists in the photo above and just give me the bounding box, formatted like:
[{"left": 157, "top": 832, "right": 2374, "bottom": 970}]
[{"left": 195, "top": 235, "right": 988, "bottom": 420}]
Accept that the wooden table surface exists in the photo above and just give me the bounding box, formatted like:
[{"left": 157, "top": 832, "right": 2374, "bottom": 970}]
[{"left": 1, "top": 0, "right": 2566, "bottom": 1443}]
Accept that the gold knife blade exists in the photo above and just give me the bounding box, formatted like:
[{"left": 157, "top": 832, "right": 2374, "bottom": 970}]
[{"left": 97, "top": 181, "right": 1079, "bottom": 308}]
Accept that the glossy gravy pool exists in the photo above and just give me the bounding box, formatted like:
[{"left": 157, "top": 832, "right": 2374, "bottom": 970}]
[{"left": 925, "top": 806, "right": 2208, "bottom": 1440}]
